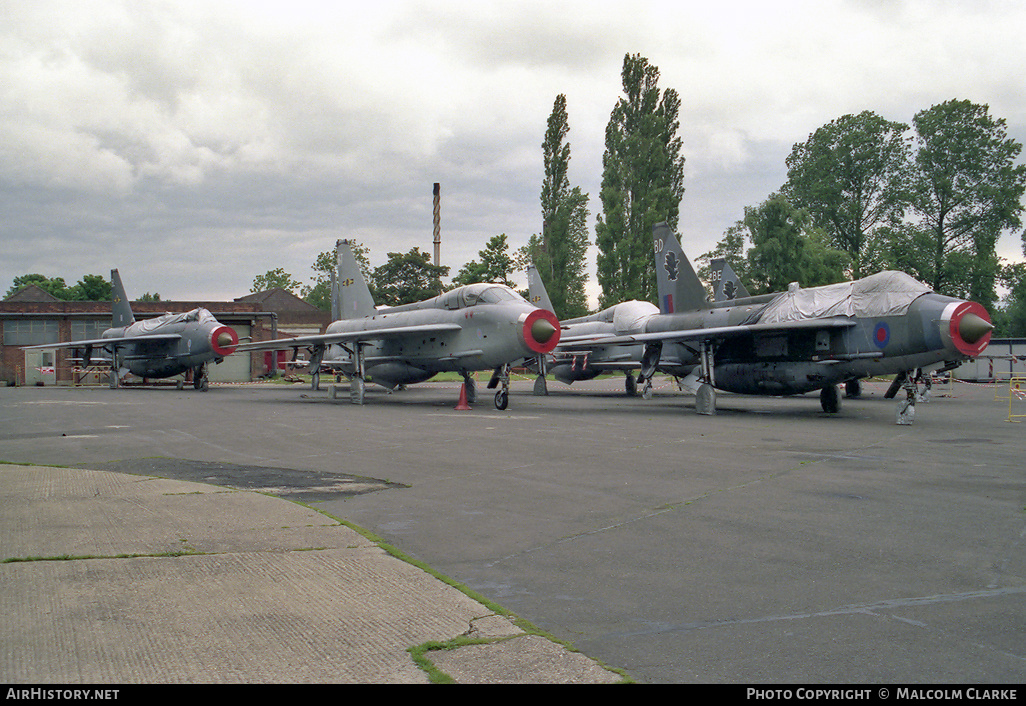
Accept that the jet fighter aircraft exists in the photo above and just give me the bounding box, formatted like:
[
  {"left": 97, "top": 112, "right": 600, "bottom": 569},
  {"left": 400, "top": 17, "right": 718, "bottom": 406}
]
[
  {"left": 22, "top": 269, "right": 239, "bottom": 390},
  {"left": 600, "top": 223, "right": 992, "bottom": 422},
  {"left": 236, "top": 240, "right": 561, "bottom": 409},
  {"left": 526, "top": 263, "right": 655, "bottom": 396}
]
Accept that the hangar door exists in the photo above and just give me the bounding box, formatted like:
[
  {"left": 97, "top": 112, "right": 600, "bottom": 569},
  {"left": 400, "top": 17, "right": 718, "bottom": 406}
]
[{"left": 208, "top": 323, "right": 251, "bottom": 383}]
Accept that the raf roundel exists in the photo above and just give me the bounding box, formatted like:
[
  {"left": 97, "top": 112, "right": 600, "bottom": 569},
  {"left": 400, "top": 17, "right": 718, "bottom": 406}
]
[{"left": 873, "top": 321, "right": 890, "bottom": 349}]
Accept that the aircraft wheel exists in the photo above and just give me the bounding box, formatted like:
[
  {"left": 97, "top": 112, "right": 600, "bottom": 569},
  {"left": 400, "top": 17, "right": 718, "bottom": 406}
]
[
  {"left": 845, "top": 379, "right": 862, "bottom": 398},
  {"left": 625, "top": 373, "right": 637, "bottom": 396},
  {"left": 820, "top": 384, "right": 841, "bottom": 413},
  {"left": 200, "top": 377, "right": 209, "bottom": 392},
  {"left": 494, "top": 390, "right": 509, "bottom": 410},
  {"left": 465, "top": 378, "right": 477, "bottom": 403}
]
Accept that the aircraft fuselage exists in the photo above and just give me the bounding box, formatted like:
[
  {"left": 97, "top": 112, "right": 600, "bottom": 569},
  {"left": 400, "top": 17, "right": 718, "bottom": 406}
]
[
  {"left": 647, "top": 291, "right": 990, "bottom": 395},
  {"left": 101, "top": 308, "right": 238, "bottom": 380},
  {"left": 324, "top": 299, "right": 556, "bottom": 388}
]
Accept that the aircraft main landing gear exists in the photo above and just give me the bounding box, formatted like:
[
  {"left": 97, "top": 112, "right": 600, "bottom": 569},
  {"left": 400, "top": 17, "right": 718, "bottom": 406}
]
[
  {"left": 193, "top": 365, "right": 209, "bottom": 391},
  {"left": 488, "top": 364, "right": 511, "bottom": 410},
  {"left": 461, "top": 372, "right": 477, "bottom": 404},
  {"left": 896, "top": 371, "right": 919, "bottom": 425},
  {"left": 820, "top": 384, "right": 840, "bottom": 413}
]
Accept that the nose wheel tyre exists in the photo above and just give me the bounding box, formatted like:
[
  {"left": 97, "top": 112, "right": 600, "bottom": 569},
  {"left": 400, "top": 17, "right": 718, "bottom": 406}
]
[{"left": 494, "top": 389, "right": 509, "bottom": 410}]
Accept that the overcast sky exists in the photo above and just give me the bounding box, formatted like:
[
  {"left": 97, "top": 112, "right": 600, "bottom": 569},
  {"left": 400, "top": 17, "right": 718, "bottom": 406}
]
[{"left": 3, "top": 0, "right": 1025, "bottom": 306}]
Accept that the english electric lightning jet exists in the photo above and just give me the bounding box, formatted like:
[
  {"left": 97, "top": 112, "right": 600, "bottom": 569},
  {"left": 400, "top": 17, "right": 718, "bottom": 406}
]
[
  {"left": 526, "top": 263, "right": 654, "bottom": 396},
  {"left": 603, "top": 222, "right": 992, "bottom": 423},
  {"left": 22, "top": 270, "right": 239, "bottom": 390},
  {"left": 236, "top": 240, "right": 561, "bottom": 410}
]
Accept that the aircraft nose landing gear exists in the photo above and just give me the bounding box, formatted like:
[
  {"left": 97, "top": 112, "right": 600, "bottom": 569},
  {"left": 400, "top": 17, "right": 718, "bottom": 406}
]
[{"left": 488, "top": 364, "right": 511, "bottom": 410}]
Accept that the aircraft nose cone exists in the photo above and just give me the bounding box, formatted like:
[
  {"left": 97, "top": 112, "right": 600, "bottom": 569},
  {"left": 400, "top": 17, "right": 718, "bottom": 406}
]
[
  {"left": 959, "top": 312, "right": 993, "bottom": 344},
  {"left": 531, "top": 317, "right": 557, "bottom": 344},
  {"left": 217, "top": 332, "right": 235, "bottom": 348}
]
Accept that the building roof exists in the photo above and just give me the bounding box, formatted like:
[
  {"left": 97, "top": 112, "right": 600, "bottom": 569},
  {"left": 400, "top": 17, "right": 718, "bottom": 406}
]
[
  {"left": 4, "top": 284, "right": 61, "bottom": 303},
  {"left": 235, "top": 288, "right": 321, "bottom": 312}
]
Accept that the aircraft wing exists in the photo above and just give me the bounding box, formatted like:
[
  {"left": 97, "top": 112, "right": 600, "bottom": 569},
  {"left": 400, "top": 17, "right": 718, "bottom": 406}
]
[
  {"left": 235, "top": 323, "right": 463, "bottom": 352},
  {"left": 21, "top": 334, "right": 182, "bottom": 350},
  {"left": 560, "top": 317, "right": 857, "bottom": 348}
]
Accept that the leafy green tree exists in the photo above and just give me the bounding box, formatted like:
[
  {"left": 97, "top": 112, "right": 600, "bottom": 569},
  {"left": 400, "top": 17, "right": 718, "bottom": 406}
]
[
  {"left": 740, "top": 194, "right": 850, "bottom": 294},
  {"left": 5, "top": 274, "right": 70, "bottom": 299},
  {"left": 531, "top": 94, "right": 591, "bottom": 319},
  {"left": 251, "top": 268, "right": 301, "bottom": 294},
  {"left": 67, "top": 274, "right": 112, "bottom": 302},
  {"left": 695, "top": 221, "right": 751, "bottom": 297},
  {"left": 782, "top": 111, "right": 911, "bottom": 278},
  {"left": 452, "top": 234, "right": 514, "bottom": 287},
  {"left": 371, "top": 248, "right": 449, "bottom": 306},
  {"left": 596, "top": 53, "right": 685, "bottom": 307},
  {"left": 994, "top": 262, "right": 1026, "bottom": 337},
  {"left": 137, "top": 292, "right": 162, "bottom": 302},
  {"left": 905, "top": 99, "right": 1026, "bottom": 309},
  {"left": 6, "top": 273, "right": 113, "bottom": 301}
]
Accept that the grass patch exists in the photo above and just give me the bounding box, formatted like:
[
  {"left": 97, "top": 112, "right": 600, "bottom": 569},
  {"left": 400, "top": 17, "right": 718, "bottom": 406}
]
[{"left": 2, "top": 550, "right": 209, "bottom": 564}]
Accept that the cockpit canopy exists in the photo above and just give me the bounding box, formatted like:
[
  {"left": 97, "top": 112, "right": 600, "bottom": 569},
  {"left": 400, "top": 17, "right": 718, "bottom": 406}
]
[{"left": 387, "top": 283, "right": 530, "bottom": 313}]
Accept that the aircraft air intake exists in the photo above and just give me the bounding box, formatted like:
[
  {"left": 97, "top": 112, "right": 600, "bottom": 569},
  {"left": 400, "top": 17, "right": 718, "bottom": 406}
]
[
  {"left": 211, "top": 326, "right": 240, "bottom": 356},
  {"left": 521, "top": 309, "right": 561, "bottom": 354},
  {"left": 942, "top": 301, "right": 992, "bottom": 357}
]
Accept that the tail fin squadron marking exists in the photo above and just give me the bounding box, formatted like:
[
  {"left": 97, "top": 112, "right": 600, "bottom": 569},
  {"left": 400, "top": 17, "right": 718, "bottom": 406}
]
[
  {"left": 526, "top": 263, "right": 556, "bottom": 316},
  {"left": 710, "top": 258, "right": 750, "bottom": 301},
  {"left": 110, "top": 269, "right": 135, "bottom": 328},
  {"left": 652, "top": 222, "right": 708, "bottom": 314},
  {"left": 335, "top": 239, "right": 376, "bottom": 319}
]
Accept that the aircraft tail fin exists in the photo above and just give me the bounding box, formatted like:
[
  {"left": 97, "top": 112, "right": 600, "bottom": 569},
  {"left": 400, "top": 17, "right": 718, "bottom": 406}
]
[
  {"left": 710, "top": 258, "right": 751, "bottom": 301},
  {"left": 330, "top": 269, "right": 341, "bottom": 321},
  {"left": 110, "top": 269, "right": 135, "bottom": 328},
  {"left": 652, "top": 222, "right": 708, "bottom": 314},
  {"left": 526, "top": 263, "right": 556, "bottom": 316},
  {"left": 335, "top": 239, "right": 376, "bottom": 319}
]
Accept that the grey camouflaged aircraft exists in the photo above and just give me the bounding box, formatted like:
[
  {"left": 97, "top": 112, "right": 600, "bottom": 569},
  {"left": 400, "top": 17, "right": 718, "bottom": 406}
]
[
  {"left": 236, "top": 240, "right": 561, "bottom": 409},
  {"left": 525, "top": 254, "right": 757, "bottom": 398},
  {"left": 526, "top": 263, "right": 653, "bottom": 397},
  {"left": 558, "top": 223, "right": 992, "bottom": 424},
  {"left": 22, "top": 269, "right": 240, "bottom": 390}
]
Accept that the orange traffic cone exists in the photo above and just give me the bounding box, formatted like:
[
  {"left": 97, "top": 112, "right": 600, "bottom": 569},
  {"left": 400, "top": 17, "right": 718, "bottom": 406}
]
[{"left": 454, "top": 382, "right": 472, "bottom": 410}]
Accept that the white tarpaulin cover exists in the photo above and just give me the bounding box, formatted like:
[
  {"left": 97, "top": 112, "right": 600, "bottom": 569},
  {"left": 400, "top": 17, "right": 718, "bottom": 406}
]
[
  {"left": 133, "top": 308, "right": 214, "bottom": 333},
  {"left": 757, "top": 271, "right": 932, "bottom": 324}
]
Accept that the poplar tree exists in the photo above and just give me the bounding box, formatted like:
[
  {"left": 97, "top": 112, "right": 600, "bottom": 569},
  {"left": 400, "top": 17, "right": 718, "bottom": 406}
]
[
  {"left": 533, "top": 94, "right": 590, "bottom": 319},
  {"left": 596, "top": 54, "right": 685, "bottom": 307}
]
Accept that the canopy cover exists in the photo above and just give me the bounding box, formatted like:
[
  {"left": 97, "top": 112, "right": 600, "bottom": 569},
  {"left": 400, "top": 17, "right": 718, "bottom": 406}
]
[{"left": 757, "top": 271, "right": 932, "bottom": 324}]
